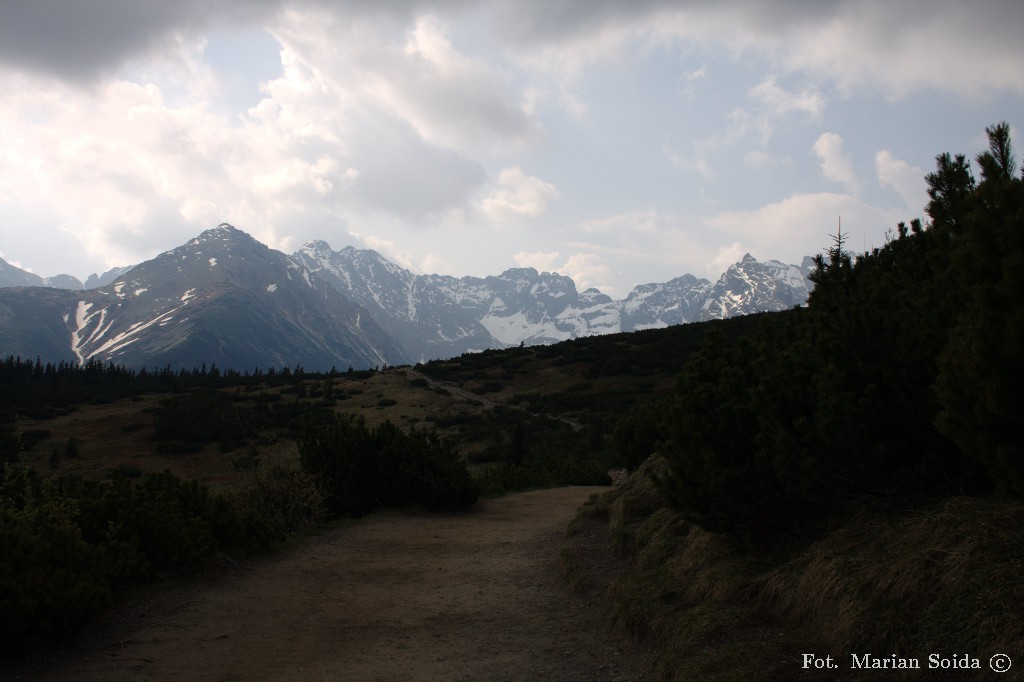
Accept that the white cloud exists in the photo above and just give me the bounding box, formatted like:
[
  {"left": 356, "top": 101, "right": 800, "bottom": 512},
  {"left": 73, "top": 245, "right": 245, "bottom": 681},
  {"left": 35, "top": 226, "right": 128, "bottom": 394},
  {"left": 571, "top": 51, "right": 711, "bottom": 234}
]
[
  {"left": 670, "top": 107, "right": 774, "bottom": 178},
  {"left": 0, "top": 0, "right": 1019, "bottom": 291},
  {"left": 677, "top": 65, "right": 707, "bottom": 101},
  {"left": 418, "top": 253, "right": 454, "bottom": 276},
  {"left": 705, "top": 192, "right": 898, "bottom": 266},
  {"left": 356, "top": 234, "right": 422, "bottom": 272},
  {"left": 512, "top": 249, "right": 617, "bottom": 295},
  {"left": 513, "top": 250, "right": 562, "bottom": 272},
  {"left": 749, "top": 76, "right": 824, "bottom": 122},
  {"left": 708, "top": 241, "right": 747, "bottom": 277},
  {"left": 271, "top": 11, "right": 543, "bottom": 157},
  {"left": 764, "top": 1, "right": 1024, "bottom": 97},
  {"left": 479, "top": 166, "right": 558, "bottom": 220},
  {"left": 560, "top": 252, "right": 617, "bottom": 293},
  {"left": 875, "top": 150, "right": 927, "bottom": 212},
  {"left": 812, "top": 133, "right": 861, "bottom": 194}
]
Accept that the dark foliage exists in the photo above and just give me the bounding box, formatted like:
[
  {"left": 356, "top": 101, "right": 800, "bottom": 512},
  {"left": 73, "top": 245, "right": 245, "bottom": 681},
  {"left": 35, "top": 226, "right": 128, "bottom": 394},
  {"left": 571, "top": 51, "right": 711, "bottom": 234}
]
[
  {"left": 298, "top": 413, "right": 479, "bottom": 515},
  {"left": 0, "top": 465, "right": 263, "bottom": 649},
  {"left": 654, "top": 123, "right": 1022, "bottom": 536}
]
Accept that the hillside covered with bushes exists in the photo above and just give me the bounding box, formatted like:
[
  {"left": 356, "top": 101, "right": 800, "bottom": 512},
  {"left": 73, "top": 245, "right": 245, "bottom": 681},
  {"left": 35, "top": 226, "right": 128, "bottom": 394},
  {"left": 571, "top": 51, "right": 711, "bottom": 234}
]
[{"left": 582, "top": 123, "right": 1023, "bottom": 679}]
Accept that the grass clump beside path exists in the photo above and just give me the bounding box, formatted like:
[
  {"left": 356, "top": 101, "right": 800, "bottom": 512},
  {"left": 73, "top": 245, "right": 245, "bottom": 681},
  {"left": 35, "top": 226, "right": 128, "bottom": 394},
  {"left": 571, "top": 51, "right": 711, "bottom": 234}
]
[{"left": 580, "top": 456, "right": 1024, "bottom": 681}]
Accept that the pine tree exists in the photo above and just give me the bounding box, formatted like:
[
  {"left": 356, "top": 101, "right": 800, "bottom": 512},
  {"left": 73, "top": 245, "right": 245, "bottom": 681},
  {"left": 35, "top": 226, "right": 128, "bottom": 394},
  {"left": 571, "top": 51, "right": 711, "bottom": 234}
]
[{"left": 935, "top": 122, "right": 1024, "bottom": 495}]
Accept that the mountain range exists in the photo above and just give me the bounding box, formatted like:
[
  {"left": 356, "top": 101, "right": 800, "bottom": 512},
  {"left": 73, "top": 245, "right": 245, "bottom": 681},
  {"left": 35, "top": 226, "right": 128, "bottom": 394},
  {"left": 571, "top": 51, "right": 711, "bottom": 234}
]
[
  {"left": 0, "top": 224, "right": 815, "bottom": 370},
  {"left": 0, "top": 260, "right": 133, "bottom": 290}
]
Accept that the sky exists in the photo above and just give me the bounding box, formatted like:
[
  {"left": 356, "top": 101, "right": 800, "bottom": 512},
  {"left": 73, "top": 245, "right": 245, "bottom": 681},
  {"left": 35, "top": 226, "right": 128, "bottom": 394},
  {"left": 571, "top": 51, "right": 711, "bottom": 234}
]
[{"left": 0, "top": 0, "right": 1021, "bottom": 297}]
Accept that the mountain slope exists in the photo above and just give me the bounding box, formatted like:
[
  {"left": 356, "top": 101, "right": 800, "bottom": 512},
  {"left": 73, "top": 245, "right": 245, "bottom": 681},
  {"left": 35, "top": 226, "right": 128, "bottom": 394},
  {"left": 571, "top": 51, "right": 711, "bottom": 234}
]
[
  {"left": 0, "top": 225, "right": 407, "bottom": 370},
  {"left": 293, "top": 241, "right": 493, "bottom": 362},
  {"left": 3, "top": 227, "right": 816, "bottom": 369},
  {"left": 699, "top": 254, "right": 815, "bottom": 320},
  {"left": 295, "top": 242, "right": 814, "bottom": 360}
]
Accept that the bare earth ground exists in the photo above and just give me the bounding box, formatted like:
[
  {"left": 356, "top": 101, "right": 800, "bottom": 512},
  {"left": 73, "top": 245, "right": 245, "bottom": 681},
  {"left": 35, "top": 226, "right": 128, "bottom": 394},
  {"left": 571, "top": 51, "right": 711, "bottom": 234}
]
[{"left": 5, "top": 486, "right": 656, "bottom": 682}]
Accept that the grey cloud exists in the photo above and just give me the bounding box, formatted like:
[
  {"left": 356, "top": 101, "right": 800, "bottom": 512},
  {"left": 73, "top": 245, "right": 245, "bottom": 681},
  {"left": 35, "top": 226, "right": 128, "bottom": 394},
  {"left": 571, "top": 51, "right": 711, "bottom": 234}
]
[
  {"left": 105, "top": 198, "right": 194, "bottom": 254},
  {"left": 0, "top": 0, "right": 468, "bottom": 83},
  {"left": 6, "top": 0, "right": 1020, "bottom": 91},
  {"left": 347, "top": 114, "right": 486, "bottom": 219},
  {"left": 485, "top": 0, "right": 1020, "bottom": 46},
  {"left": 0, "top": 0, "right": 278, "bottom": 82}
]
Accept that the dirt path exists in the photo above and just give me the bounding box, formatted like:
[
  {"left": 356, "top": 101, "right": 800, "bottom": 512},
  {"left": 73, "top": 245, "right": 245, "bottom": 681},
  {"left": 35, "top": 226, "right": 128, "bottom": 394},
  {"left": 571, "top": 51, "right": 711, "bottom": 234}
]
[{"left": 7, "top": 487, "right": 655, "bottom": 681}]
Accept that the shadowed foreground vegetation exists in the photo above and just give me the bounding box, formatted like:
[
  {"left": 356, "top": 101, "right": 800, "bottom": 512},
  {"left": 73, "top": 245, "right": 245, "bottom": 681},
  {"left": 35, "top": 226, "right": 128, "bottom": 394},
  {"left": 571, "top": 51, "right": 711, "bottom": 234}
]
[
  {"left": 572, "top": 458, "right": 1023, "bottom": 681},
  {"left": 567, "top": 124, "right": 1023, "bottom": 678}
]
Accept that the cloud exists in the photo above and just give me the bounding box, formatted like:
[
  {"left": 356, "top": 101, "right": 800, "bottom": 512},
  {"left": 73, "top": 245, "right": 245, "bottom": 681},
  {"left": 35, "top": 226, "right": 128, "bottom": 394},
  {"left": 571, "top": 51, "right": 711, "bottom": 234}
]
[
  {"left": 512, "top": 249, "right": 617, "bottom": 295},
  {"left": 705, "top": 191, "right": 901, "bottom": 265},
  {"left": 271, "top": 10, "right": 543, "bottom": 157},
  {"left": 0, "top": 0, "right": 278, "bottom": 82},
  {"left": 493, "top": 0, "right": 1024, "bottom": 97},
  {"left": 353, "top": 233, "right": 423, "bottom": 273},
  {"left": 812, "top": 133, "right": 860, "bottom": 194},
  {"left": 708, "top": 241, "right": 747, "bottom": 277},
  {"left": 0, "top": 0, "right": 1019, "bottom": 289},
  {"left": 875, "top": 150, "right": 927, "bottom": 212},
  {"left": 670, "top": 76, "right": 819, "bottom": 179},
  {"left": 513, "top": 250, "right": 562, "bottom": 272},
  {"left": 479, "top": 166, "right": 558, "bottom": 220},
  {"left": 749, "top": 76, "right": 824, "bottom": 122},
  {"left": 669, "top": 107, "right": 774, "bottom": 178},
  {"left": 3, "top": 1, "right": 1022, "bottom": 100},
  {"left": 760, "top": 0, "right": 1024, "bottom": 97},
  {"left": 0, "top": 9, "right": 511, "bottom": 275},
  {"left": 560, "top": 252, "right": 618, "bottom": 293}
]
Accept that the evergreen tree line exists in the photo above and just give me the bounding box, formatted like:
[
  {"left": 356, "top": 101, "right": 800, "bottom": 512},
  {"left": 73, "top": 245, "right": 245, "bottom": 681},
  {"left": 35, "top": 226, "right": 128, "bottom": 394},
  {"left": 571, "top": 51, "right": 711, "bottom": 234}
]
[
  {"left": 0, "top": 354, "right": 377, "bottom": 422},
  {"left": 0, "top": 358, "right": 379, "bottom": 462},
  {"left": 620, "top": 123, "right": 1022, "bottom": 536}
]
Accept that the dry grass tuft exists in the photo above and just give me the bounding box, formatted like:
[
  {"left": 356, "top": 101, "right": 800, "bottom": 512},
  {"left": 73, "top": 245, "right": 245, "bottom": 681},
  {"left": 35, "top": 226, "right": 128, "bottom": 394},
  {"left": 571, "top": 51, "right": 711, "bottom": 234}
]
[
  {"left": 759, "top": 495, "right": 1024, "bottom": 656},
  {"left": 594, "top": 458, "right": 1024, "bottom": 681}
]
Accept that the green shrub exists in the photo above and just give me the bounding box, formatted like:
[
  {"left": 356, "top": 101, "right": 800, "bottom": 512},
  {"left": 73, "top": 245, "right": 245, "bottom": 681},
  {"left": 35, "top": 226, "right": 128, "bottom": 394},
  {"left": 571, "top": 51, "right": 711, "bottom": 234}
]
[
  {"left": 0, "top": 498, "right": 111, "bottom": 645},
  {"left": 298, "top": 414, "right": 478, "bottom": 515},
  {"left": 231, "top": 444, "right": 326, "bottom": 540},
  {"left": 0, "top": 465, "right": 268, "bottom": 648}
]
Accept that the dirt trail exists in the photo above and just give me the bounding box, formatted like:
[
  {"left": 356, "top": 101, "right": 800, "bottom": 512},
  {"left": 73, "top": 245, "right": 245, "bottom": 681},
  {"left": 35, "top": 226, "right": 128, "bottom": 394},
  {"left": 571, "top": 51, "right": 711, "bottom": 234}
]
[{"left": 7, "top": 487, "right": 655, "bottom": 681}]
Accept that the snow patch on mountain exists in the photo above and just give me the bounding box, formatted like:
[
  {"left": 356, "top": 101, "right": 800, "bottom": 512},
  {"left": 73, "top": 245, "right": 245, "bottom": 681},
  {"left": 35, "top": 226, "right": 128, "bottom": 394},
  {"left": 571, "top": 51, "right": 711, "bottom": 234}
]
[
  {"left": 480, "top": 309, "right": 572, "bottom": 346},
  {"left": 295, "top": 241, "right": 816, "bottom": 360}
]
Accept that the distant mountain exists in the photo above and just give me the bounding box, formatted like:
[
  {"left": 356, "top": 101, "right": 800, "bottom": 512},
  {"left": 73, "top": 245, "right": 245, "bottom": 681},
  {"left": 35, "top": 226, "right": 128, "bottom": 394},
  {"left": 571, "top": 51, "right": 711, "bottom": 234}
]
[
  {"left": 294, "top": 242, "right": 815, "bottom": 362},
  {"left": 699, "top": 254, "right": 816, "bottom": 320},
  {"left": 2, "top": 225, "right": 815, "bottom": 369},
  {"left": 0, "top": 225, "right": 407, "bottom": 371},
  {"left": 0, "top": 256, "right": 134, "bottom": 290},
  {"left": 0, "top": 257, "right": 80, "bottom": 289},
  {"left": 84, "top": 265, "right": 135, "bottom": 289},
  {"left": 0, "top": 257, "right": 43, "bottom": 288},
  {"left": 292, "top": 241, "right": 494, "bottom": 362}
]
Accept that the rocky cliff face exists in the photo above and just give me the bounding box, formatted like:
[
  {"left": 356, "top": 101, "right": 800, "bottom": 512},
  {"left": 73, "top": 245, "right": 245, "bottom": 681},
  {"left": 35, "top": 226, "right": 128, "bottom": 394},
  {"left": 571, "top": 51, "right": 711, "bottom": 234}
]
[{"left": 295, "top": 241, "right": 815, "bottom": 361}]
